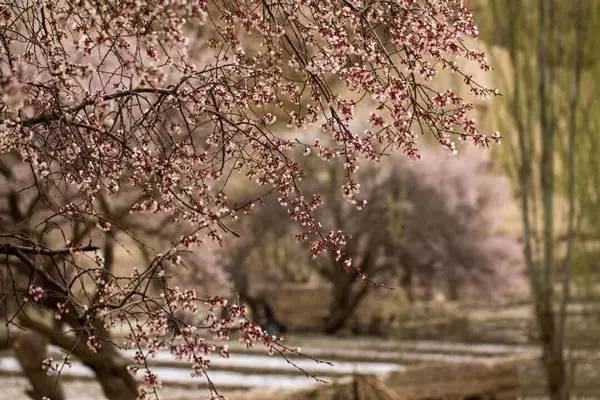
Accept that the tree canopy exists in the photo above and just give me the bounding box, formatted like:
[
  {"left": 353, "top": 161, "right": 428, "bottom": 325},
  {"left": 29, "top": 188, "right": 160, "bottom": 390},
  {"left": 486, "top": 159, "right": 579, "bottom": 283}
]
[{"left": 0, "top": 1, "right": 495, "bottom": 398}]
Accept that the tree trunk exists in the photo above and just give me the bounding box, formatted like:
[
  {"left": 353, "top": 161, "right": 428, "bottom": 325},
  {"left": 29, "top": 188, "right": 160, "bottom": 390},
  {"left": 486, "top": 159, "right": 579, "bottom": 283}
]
[
  {"left": 91, "top": 361, "right": 138, "bottom": 400},
  {"left": 324, "top": 276, "right": 369, "bottom": 334},
  {"left": 12, "top": 332, "right": 65, "bottom": 400},
  {"left": 400, "top": 266, "right": 414, "bottom": 302},
  {"left": 536, "top": 0, "right": 568, "bottom": 397},
  {"left": 447, "top": 274, "right": 460, "bottom": 301},
  {"left": 535, "top": 292, "right": 567, "bottom": 400},
  {"left": 78, "top": 324, "right": 139, "bottom": 400},
  {"left": 20, "top": 315, "right": 139, "bottom": 400}
]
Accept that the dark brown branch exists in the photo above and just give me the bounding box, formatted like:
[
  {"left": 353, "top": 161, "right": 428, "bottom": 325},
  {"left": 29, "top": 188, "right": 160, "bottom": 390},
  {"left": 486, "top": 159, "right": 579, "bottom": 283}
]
[
  {"left": 19, "top": 87, "right": 177, "bottom": 127},
  {"left": 0, "top": 243, "right": 98, "bottom": 256}
]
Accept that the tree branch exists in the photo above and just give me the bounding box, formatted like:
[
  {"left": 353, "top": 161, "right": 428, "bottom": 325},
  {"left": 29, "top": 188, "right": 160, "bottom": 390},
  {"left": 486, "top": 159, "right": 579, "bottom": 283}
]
[
  {"left": 19, "top": 87, "right": 177, "bottom": 127},
  {"left": 0, "top": 243, "right": 98, "bottom": 256}
]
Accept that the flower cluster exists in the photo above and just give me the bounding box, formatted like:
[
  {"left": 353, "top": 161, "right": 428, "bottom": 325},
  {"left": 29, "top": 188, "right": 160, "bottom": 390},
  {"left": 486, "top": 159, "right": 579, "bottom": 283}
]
[
  {"left": 27, "top": 285, "right": 45, "bottom": 302},
  {"left": 41, "top": 355, "right": 72, "bottom": 376}
]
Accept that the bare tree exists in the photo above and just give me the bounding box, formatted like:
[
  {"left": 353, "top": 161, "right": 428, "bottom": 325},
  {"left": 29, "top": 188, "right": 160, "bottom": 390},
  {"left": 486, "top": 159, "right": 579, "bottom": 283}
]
[{"left": 483, "top": 1, "right": 597, "bottom": 398}]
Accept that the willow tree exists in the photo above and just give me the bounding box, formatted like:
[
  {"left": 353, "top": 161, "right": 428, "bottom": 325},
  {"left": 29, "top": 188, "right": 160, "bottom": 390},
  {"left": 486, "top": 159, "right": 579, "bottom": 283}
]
[{"left": 481, "top": 1, "right": 600, "bottom": 398}]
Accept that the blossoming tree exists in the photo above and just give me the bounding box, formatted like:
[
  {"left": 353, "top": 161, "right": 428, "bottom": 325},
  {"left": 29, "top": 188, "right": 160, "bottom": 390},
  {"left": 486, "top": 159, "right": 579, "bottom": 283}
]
[
  {"left": 224, "top": 146, "right": 524, "bottom": 334},
  {"left": 0, "top": 0, "right": 497, "bottom": 399}
]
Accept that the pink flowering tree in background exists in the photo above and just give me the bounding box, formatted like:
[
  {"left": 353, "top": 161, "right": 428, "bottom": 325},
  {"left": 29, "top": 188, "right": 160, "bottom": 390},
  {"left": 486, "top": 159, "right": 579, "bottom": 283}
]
[
  {"left": 0, "top": 1, "right": 497, "bottom": 399},
  {"left": 224, "top": 146, "right": 525, "bottom": 334},
  {"left": 398, "top": 146, "right": 525, "bottom": 301}
]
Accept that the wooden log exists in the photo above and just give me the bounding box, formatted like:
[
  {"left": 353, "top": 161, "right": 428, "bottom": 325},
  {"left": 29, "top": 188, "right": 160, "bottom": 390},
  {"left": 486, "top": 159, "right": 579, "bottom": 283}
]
[{"left": 383, "top": 360, "right": 519, "bottom": 400}]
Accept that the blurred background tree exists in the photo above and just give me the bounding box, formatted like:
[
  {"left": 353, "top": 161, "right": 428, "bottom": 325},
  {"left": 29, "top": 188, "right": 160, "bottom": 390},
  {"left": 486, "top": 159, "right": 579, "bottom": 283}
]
[
  {"left": 222, "top": 145, "right": 524, "bottom": 334},
  {"left": 476, "top": 1, "right": 600, "bottom": 398}
]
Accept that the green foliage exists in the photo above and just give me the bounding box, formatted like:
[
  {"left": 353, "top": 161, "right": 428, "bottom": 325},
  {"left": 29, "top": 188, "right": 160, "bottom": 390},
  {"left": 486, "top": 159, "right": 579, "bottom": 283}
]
[{"left": 478, "top": 0, "right": 600, "bottom": 291}]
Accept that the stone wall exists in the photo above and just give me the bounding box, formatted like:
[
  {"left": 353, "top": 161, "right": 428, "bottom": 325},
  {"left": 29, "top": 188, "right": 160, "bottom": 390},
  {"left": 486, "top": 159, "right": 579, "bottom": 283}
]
[
  {"left": 383, "top": 360, "right": 519, "bottom": 400},
  {"left": 265, "top": 284, "right": 398, "bottom": 333},
  {"left": 229, "top": 359, "right": 520, "bottom": 400}
]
